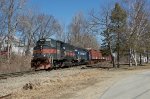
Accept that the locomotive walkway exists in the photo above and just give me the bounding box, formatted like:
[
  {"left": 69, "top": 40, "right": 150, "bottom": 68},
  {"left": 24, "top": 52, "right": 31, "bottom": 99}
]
[{"left": 100, "top": 71, "right": 150, "bottom": 99}]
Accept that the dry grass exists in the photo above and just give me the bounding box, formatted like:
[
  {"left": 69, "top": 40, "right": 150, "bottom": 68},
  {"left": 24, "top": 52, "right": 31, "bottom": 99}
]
[
  {"left": 0, "top": 55, "right": 31, "bottom": 74},
  {"left": 11, "top": 66, "right": 150, "bottom": 99},
  {"left": 0, "top": 64, "right": 150, "bottom": 99}
]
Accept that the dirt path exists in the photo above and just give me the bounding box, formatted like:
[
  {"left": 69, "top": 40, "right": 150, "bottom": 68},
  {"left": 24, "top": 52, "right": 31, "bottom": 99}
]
[
  {"left": 0, "top": 65, "right": 150, "bottom": 99},
  {"left": 101, "top": 71, "right": 150, "bottom": 99}
]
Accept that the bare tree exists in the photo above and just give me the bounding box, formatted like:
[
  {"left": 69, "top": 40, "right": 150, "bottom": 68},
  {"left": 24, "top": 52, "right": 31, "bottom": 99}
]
[
  {"left": 18, "top": 11, "right": 62, "bottom": 55},
  {"left": 143, "top": 22, "right": 150, "bottom": 63},
  {"left": 0, "top": 0, "right": 26, "bottom": 60},
  {"left": 36, "top": 14, "right": 62, "bottom": 40},
  {"left": 18, "top": 12, "right": 37, "bottom": 55},
  {"left": 89, "top": 6, "right": 116, "bottom": 67},
  {"left": 124, "top": 0, "right": 149, "bottom": 66},
  {"left": 56, "top": 23, "right": 66, "bottom": 42},
  {"left": 68, "top": 12, "right": 99, "bottom": 49}
]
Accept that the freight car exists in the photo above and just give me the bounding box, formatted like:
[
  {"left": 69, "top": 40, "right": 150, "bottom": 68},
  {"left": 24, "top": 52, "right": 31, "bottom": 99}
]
[
  {"left": 31, "top": 38, "right": 89, "bottom": 70},
  {"left": 87, "top": 48, "right": 111, "bottom": 64},
  {"left": 88, "top": 49, "right": 102, "bottom": 64}
]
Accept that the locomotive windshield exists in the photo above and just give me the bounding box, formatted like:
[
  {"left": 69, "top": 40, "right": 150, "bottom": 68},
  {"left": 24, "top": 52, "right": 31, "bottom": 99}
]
[{"left": 37, "top": 39, "right": 51, "bottom": 46}]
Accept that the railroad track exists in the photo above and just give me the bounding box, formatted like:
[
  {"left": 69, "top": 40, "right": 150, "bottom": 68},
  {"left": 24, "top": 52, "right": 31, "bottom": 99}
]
[
  {"left": 0, "top": 94, "right": 11, "bottom": 99},
  {"left": 0, "top": 66, "right": 75, "bottom": 80},
  {"left": 0, "top": 62, "right": 112, "bottom": 80},
  {"left": 0, "top": 70, "right": 41, "bottom": 80}
]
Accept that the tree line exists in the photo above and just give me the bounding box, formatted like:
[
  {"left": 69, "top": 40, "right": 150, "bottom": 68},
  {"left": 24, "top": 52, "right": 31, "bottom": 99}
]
[
  {"left": 90, "top": 0, "right": 150, "bottom": 67},
  {"left": 0, "top": 0, "right": 150, "bottom": 68}
]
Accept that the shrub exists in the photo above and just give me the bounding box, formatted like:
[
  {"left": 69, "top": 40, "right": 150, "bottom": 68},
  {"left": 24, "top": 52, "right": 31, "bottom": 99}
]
[{"left": 0, "top": 55, "right": 31, "bottom": 74}]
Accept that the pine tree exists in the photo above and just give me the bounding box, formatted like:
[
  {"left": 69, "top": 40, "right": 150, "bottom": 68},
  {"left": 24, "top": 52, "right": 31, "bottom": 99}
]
[{"left": 110, "top": 3, "right": 127, "bottom": 68}]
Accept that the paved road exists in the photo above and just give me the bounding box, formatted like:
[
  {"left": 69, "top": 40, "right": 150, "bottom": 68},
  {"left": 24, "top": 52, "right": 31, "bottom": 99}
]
[{"left": 100, "top": 71, "right": 150, "bottom": 99}]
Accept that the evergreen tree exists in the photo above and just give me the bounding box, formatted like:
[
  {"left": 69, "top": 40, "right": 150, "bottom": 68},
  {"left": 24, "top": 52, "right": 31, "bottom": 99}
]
[{"left": 110, "top": 3, "right": 127, "bottom": 68}]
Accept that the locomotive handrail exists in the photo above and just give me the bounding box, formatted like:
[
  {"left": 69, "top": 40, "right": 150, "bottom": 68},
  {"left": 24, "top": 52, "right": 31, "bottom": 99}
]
[{"left": 49, "top": 55, "right": 53, "bottom": 67}]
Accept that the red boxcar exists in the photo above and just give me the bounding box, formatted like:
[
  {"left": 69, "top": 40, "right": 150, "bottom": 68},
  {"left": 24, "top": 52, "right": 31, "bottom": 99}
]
[
  {"left": 87, "top": 49, "right": 102, "bottom": 64},
  {"left": 87, "top": 49, "right": 112, "bottom": 64},
  {"left": 88, "top": 49, "right": 102, "bottom": 59}
]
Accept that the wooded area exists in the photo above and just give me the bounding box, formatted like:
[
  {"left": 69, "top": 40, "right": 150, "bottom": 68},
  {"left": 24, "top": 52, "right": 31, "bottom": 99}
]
[
  {"left": 90, "top": 0, "right": 150, "bottom": 67},
  {"left": 0, "top": 0, "right": 150, "bottom": 73}
]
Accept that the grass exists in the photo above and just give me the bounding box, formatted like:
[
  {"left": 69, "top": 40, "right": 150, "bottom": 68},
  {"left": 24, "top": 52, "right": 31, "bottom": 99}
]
[{"left": 0, "top": 55, "right": 31, "bottom": 74}]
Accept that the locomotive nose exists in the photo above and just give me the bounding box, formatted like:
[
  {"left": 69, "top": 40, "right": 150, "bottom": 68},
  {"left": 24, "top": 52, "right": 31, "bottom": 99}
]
[{"left": 31, "top": 57, "right": 52, "bottom": 70}]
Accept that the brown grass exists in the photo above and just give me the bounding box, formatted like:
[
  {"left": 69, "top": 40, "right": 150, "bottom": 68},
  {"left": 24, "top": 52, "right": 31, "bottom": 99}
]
[{"left": 0, "top": 55, "right": 31, "bottom": 74}]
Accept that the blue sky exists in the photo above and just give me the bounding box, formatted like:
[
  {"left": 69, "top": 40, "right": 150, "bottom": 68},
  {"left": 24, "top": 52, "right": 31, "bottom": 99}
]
[
  {"left": 27, "top": 0, "right": 150, "bottom": 43},
  {"left": 27, "top": 0, "right": 120, "bottom": 43},
  {"left": 28, "top": 0, "right": 119, "bottom": 25}
]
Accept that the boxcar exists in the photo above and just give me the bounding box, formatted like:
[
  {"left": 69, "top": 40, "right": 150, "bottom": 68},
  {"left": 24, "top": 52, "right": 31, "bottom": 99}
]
[{"left": 88, "top": 49, "right": 103, "bottom": 64}]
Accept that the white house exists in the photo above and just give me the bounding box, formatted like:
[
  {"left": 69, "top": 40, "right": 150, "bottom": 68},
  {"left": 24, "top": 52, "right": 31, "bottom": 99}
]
[{"left": 0, "top": 36, "right": 33, "bottom": 56}]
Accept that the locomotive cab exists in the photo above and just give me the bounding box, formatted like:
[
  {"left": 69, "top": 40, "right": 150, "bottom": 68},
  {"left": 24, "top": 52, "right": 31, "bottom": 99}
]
[{"left": 31, "top": 38, "right": 54, "bottom": 70}]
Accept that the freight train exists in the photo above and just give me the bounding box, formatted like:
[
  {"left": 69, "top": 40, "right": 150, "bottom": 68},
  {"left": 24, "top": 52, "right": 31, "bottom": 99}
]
[{"left": 31, "top": 38, "right": 111, "bottom": 70}]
